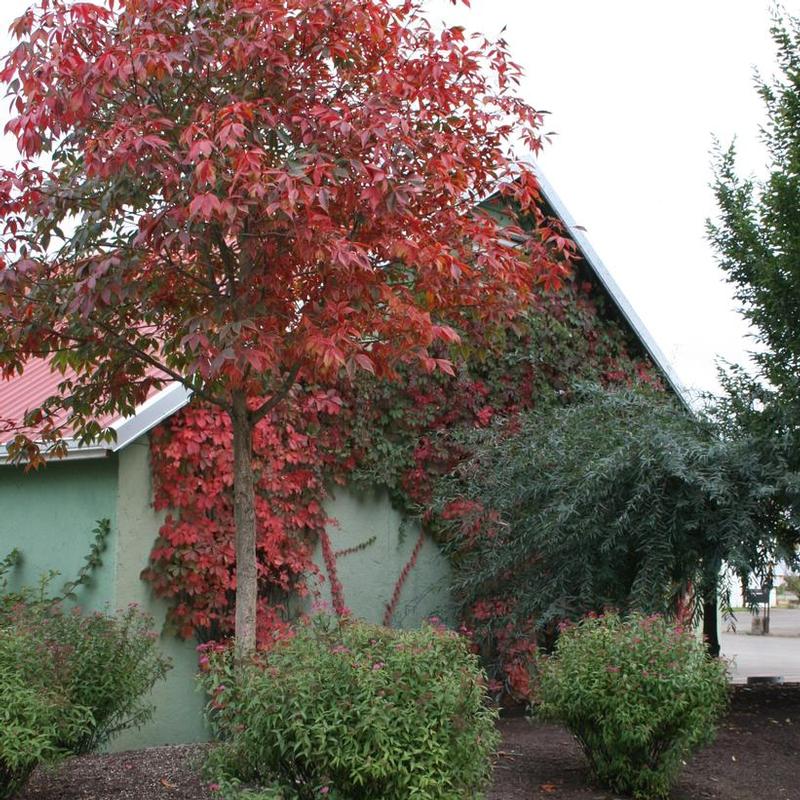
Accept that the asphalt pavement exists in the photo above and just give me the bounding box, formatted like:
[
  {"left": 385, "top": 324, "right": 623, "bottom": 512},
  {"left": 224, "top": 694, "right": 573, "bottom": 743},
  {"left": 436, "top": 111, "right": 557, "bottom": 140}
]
[{"left": 721, "top": 608, "right": 800, "bottom": 683}]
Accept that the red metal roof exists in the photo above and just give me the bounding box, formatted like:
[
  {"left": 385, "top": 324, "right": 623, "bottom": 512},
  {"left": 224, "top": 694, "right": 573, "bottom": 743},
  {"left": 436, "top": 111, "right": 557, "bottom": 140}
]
[
  {"left": 0, "top": 358, "right": 83, "bottom": 434},
  {"left": 0, "top": 358, "right": 168, "bottom": 442}
]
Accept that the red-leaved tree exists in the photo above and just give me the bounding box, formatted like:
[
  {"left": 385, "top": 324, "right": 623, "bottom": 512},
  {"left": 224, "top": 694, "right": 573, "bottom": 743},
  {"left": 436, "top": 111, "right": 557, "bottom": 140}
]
[{"left": 0, "top": 0, "right": 570, "bottom": 657}]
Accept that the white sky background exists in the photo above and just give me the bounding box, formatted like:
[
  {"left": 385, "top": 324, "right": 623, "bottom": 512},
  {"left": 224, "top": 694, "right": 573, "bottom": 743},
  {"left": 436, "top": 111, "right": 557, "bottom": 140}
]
[
  {"left": 0, "top": 0, "right": 797, "bottom": 400},
  {"left": 426, "top": 0, "right": 800, "bottom": 402}
]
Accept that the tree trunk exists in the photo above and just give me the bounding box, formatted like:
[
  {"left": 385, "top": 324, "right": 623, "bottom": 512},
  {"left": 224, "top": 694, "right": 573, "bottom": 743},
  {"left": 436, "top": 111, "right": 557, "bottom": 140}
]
[
  {"left": 703, "top": 594, "right": 721, "bottom": 658},
  {"left": 231, "top": 390, "right": 257, "bottom": 661}
]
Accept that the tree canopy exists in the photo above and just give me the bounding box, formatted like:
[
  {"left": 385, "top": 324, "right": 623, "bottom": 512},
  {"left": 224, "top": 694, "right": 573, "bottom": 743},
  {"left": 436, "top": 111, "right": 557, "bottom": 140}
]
[
  {"left": 707, "top": 9, "right": 800, "bottom": 558},
  {"left": 0, "top": 0, "right": 571, "bottom": 654},
  {"left": 434, "top": 385, "right": 787, "bottom": 674}
]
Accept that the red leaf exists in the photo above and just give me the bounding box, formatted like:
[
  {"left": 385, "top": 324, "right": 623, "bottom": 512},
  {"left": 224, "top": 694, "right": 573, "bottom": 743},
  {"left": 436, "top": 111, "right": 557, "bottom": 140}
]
[
  {"left": 188, "top": 193, "right": 221, "bottom": 220},
  {"left": 435, "top": 358, "right": 456, "bottom": 376},
  {"left": 354, "top": 353, "right": 375, "bottom": 374},
  {"left": 187, "top": 139, "right": 214, "bottom": 162}
]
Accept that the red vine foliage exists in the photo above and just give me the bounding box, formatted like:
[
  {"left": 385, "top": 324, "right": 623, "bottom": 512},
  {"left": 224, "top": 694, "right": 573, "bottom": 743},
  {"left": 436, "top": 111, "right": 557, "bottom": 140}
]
[
  {"left": 382, "top": 529, "right": 426, "bottom": 626},
  {"left": 318, "top": 529, "right": 349, "bottom": 618},
  {"left": 144, "top": 262, "right": 662, "bottom": 688},
  {"left": 144, "top": 389, "right": 345, "bottom": 643}
]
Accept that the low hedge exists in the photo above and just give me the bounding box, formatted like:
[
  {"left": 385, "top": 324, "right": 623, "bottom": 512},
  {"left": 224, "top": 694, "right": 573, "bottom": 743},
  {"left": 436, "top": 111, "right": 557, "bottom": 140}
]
[
  {"left": 536, "top": 612, "right": 729, "bottom": 799},
  {"left": 201, "top": 617, "right": 499, "bottom": 800},
  {"left": 0, "top": 599, "right": 170, "bottom": 798}
]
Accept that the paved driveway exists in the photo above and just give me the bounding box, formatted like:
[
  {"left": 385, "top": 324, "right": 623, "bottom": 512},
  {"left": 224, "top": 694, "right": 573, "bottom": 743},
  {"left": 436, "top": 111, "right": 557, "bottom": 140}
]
[{"left": 722, "top": 608, "right": 800, "bottom": 683}]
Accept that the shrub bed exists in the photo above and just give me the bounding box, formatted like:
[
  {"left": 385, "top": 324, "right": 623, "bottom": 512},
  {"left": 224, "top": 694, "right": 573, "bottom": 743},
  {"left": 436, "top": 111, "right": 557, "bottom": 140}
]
[
  {"left": 0, "top": 625, "right": 90, "bottom": 800},
  {"left": 31, "top": 604, "right": 171, "bottom": 754},
  {"left": 0, "top": 598, "right": 170, "bottom": 798},
  {"left": 201, "top": 617, "right": 499, "bottom": 800},
  {"left": 536, "top": 612, "right": 729, "bottom": 800}
]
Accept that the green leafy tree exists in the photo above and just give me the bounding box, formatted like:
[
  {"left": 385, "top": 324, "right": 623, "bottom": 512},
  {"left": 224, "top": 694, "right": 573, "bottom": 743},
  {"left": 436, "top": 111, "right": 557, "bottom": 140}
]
[
  {"left": 434, "top": 385, "right": 786, "bottom": 663},
  {"left": 707, "top": 9, "right": 800, "bottom": 557}
]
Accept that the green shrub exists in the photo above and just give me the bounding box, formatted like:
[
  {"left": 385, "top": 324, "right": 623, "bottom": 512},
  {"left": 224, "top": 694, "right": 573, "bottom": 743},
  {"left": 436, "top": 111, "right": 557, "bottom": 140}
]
[
  {"left": 2, "top": 601, "right": 171, "bottom": 755},
  {"left": 0, "top": 599, "right": 170, "bottom": 797},
  {"left": 536, "top": 613, "right": 729, "bottom": 800},
  {"left": 32, "top": 604, "right": 172, "bottom": 753},
  {"left": 0, "top": 522, "right": 170, "bottom": 795},
  {"left": 1, "top": 561, "right": 171, "bottom": 756},
  {"left": 0, "top": 625, "right": 92, "bottom": 800},
  {"left": 200, "top": 617, "right": 499, "bottom": 800}
]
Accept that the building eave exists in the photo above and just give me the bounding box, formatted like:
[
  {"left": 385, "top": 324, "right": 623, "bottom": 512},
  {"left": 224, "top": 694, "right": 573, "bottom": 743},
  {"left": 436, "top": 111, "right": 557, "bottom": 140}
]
[
  {"left": 0, "top": 381, "right": 192, "bottom": 464},
  {"left": 532, "top": 169, "right": 692, "bottom": 409},
  {"left": 110, "top": 381, "right": 192, "bottom": 452}
]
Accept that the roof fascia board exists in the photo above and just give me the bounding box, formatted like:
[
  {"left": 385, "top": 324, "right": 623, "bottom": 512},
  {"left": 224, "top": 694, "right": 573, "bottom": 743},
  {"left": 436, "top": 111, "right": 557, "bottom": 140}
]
[{"left": 110, "top": 381, "right": 192, "bottom": 452}]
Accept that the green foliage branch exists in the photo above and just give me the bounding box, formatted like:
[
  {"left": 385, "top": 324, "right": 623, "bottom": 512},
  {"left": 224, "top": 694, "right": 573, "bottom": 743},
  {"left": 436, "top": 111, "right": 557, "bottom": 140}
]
[
  {"left": 707, "top": 9, "right": 800, "bottom": 557},
  {"left": 199, "top": 616, "right": 499, "bottom": 800},
  {"left": 0, "top": 549, "right": 20, "bottom": 582},
  {"left": 57, "top": 518, "right": 111, "bottom": 603},
  {"left": 536, "top": 613, "right": 729, "bottom": 800}
]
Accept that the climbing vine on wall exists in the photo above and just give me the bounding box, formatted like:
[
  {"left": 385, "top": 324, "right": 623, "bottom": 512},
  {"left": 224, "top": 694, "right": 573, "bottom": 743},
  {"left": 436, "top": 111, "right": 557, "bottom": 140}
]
[
  {"left": 144, "top": 265, "right": 662, "bottom": 684},
  {"left": 144, "top": 391, "right": 345, "bottom": 643}
]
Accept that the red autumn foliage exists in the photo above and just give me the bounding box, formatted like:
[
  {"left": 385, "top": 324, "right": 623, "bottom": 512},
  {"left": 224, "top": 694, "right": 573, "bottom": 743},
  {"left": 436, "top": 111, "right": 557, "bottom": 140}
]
[
  {"left": 143, "top": 266, "right": 660, "bottom": 700},
  {"left": 318, "top": 528, "right": 348, "bottom": 619},
  {"left": 0, "top": 0, "right": 574, "bottom": 654},
  {"left": 0, "top": 0, "right": 569, "bottom": 409},
  {"left": 0, "top": 1, "right": 663, "bottom": 680},
  {"left": 382, "top": 529, "right": 426, "bottom": 626},
  {"left": 144, "top": 389, "right": 340, "bottom": 643}
]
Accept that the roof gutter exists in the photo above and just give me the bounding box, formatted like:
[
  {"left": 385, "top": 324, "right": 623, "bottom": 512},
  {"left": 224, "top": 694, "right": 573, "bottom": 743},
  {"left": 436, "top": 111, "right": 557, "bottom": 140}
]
[{"left": 0, "top": 440, "right": 112, "bottom": 462}]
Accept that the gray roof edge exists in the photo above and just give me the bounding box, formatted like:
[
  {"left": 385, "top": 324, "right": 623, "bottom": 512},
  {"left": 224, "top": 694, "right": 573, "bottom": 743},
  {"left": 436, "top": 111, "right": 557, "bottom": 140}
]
[
  {"left": 0, "top": 381, "right": 193, "bottom": 463},
  {"left": 0, "top": 440, "right": 111, "bottom": 462},
  {"left": 533, "top": 168, "right": 691, "bottom": 408},
  {"left": 110, "top": 381, "right": 192, "bottom": 452}
]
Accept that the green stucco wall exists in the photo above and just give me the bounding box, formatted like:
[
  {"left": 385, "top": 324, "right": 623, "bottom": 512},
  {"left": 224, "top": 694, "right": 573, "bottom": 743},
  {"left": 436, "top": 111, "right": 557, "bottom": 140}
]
[
  {"left": 0, "top": 441, "right": 209, "bottom": 751},
  {"left": 111, "top": 438, "right": 209, "bottom": 751},
  {"left": 313, "top": 487, "right": 455, "bottom": 627},
  {"left": 0, "top": 439, "right": 456, "bottom": 751},
  {"left": 0, "top": 457, "right": 118, "bottom": 611}
]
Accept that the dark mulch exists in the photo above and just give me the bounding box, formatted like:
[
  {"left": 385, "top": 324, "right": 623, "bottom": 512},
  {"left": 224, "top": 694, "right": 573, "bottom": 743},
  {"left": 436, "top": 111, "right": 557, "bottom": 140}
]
[
  {"left": 17, "top": 685, "right": 800, "bottom": 800},
  {"left": 17, "top": 744, "right": 214, "bottom": 800},
  {"left": 489, "top": 684, "right": 800, "bottom": 800}
]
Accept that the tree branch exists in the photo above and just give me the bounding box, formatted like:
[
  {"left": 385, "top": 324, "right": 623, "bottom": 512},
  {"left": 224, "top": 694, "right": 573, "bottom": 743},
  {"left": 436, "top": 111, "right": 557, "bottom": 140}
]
[{"left": 250, "top": 363, "right": 301, "bottom": 424}]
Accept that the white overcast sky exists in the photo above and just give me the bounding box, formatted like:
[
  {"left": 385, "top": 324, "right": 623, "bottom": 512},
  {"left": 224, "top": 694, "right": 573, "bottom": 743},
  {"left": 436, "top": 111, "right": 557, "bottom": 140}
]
[
  {"left": 426, "top": 0, "right": 800, "bottom": 401},
  {"left": 1, "top": 1, "right": 797, "bottom": 400}
]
